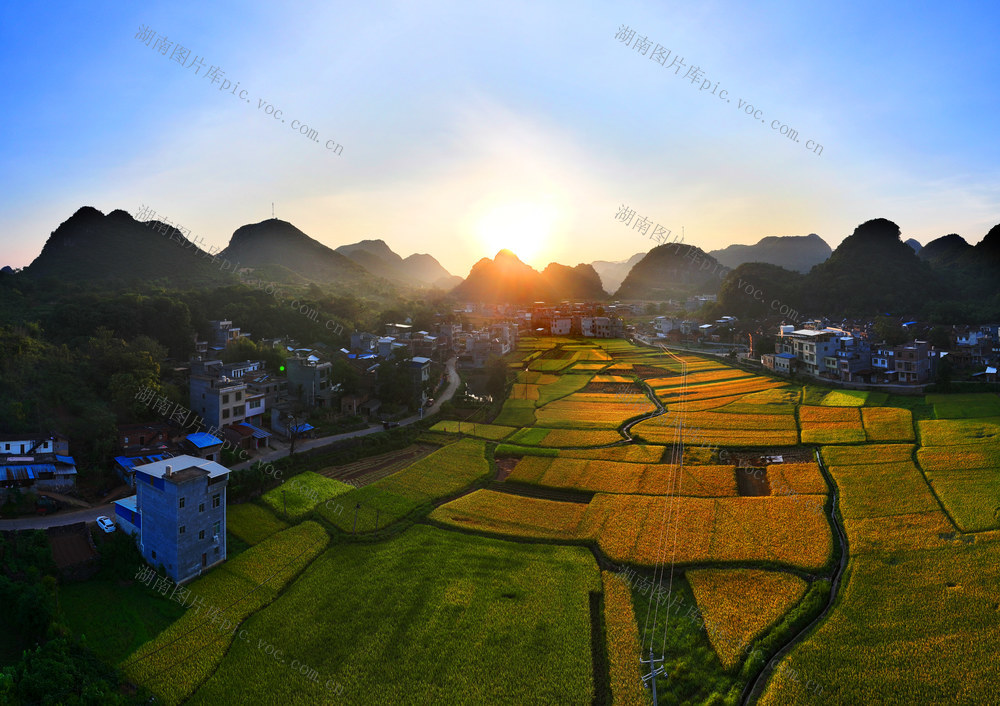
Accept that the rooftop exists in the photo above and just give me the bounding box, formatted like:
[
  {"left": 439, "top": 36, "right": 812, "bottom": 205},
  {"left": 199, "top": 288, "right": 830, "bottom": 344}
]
[{"left": 135, "top": 454, "right": 229, "bottom": 480}]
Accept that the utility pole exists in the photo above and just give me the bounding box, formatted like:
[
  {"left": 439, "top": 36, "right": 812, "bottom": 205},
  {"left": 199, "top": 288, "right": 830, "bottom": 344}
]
[{"left": 641, "top": 648, "right": 665, "bottom": 706}]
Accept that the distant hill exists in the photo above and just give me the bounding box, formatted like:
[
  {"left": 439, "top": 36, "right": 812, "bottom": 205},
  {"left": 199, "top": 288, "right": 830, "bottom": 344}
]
[
  {"left": 24, "top": 207, "right": 231, "bottom": 287},
  {"left": 614, "top": 243, "right": 725, "bottom": 299},
  {"left": 708, "top": 233, "right": 831, "bottom": 273},
  {"left": 335, "top": 239, "right": 458, "bottom": 288},
  {"left": 590, "top": 252, "right": 645, "bottom": 293},
  {"left": 220, "top": 219, "right": 367, "bottom": 285},
  {"left": 450, "top": 250, "right": 606, "bottom": 303},
  {"left": 904, "top": 238, "right": 922, "bottom": 253},
  {"left": 918, "top": 233, "right": 972, "bottom": 266},
  {"left": 800, "top": 218, "right": 944, "bottom": 315}
]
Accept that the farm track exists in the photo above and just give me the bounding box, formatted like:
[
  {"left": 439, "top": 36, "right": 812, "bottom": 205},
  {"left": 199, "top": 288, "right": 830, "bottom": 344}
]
[
  {"left": 315, "top": 444, "right": 437, "bottom": 487},
  {"left": 741, "top": 448, "right": 849, "bottom": 705}
]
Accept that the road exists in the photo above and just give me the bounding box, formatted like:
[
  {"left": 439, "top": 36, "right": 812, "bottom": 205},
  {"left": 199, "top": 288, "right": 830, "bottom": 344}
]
[
  {"left": 231, "top": 355, "right": 460, "bottom": 471},
  {"left": 0, "top": 503, "right": 114, "bottom": 531}
]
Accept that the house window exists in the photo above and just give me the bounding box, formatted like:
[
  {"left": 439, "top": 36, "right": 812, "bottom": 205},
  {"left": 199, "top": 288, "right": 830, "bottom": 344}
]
[
  {"left": 236, "top": 392, "right": 242, "bottom": 401},
  {"left": 215, "top": 547, "right": 220, "bottom": 554},
  {"left": 199, "top": 502, "right": 205, "bottom": 512},
  {"left": 222, "top": 394, "right": 230, "bottom": 404},
  {"left": 179, "top": 525, "right": 186, "bottom": 535},
  {"left": 223, "top": 409, "right": 230, "bottom": 419},
  {"left": 199, "top": 529, "right": 205, "bottom": 540},
  {"left": 179, "top": 497, "right": 185, "bottom": 509},
  {"left": 213, "top": 521, "right": 221, "bottom": 535},
  {"left": 213, "top": 494, "right": 220, "bottom": 508}
]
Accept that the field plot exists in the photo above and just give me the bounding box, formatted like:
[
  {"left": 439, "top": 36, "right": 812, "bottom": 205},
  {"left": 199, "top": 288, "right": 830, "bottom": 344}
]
[
  {"left": 917, "top": 443, "right": 1000, "bottom": 472},
  {"left": 767, "top": 462, "right": 828, "bottom": 495},
  {"left": 227, "top": 503, "right": 288, "bottom": 545},
  {"left": 534, "top": 394, "right": 653, "bottom": 428},
  {"left": 317, "top": 439, "right": 489, "bottom": 533},
  {"left": 926, "top": 392, "right": 1000, "bottom": 419},
  {"left": 861, "top": 407, "right": 915, "bottom": 442},
  {"left": 506, "top": 456, "right": 738, "bottom": 496},
  {"left": 189, "top": 525, "right": 600, "bottom": 706},
  {"left": 830, "top": 461, "right": 941, "bottom": 521},
  {"left": 819, "top": 389, "right": 869, "bottom": 406},
  {"left": 601, "top": 571, "right": 648, "bottom": 706},
  {"left": 633, "top": 410, "right": 798, "bottom": 447},
  {"left": 758, "top": 541, "right": 1000, "bottom": 705},
  {"left": 494, "top": 398, "right": 536, "bottom": 426},
  {"left": 686, "top": 568, "right": 808, "bottom": 669},
  {"left": 925, "top": 469, "right": 1000, "bottom": 532},
  {"left": 821, "top": 443, "right": 915, "bottom": 465},
  {"left": 430, "top": 489, "right": 588, "bottom": 540},
  {"left": 261, "top": 471, "right": 353, "bottom": 520},
  {"left": 123, "top": 522, "right": 329, "bottom": 705},
  {"left": 799, "top": 405, "right": 865, "bottom": 444},
  {"left": 429, "top": 420, "right": 517, "bottom": 440},
  {"left": 917, "top": 417, "right": 1000, "bottom": 446},
  {"left": 717, "top": 387, "right": 799, "bottom": 415},
  {"left": 507, "top": 427, "right": 624, "bottom": 447},
  {"left": 581, "top": 494, "right": 831, "bottom": 571}
]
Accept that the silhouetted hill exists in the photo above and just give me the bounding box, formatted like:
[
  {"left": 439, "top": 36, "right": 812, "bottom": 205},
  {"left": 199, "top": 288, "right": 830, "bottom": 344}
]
[
  {"left": 919, "top": 234, "right": 972, "bottom": 266},
  {"left": 450, "top": 250, "right": 605, "bottom": 303},
  {"left": 220, "top": 219, "right": 367, "bottom": 285},
  {"left": 904, "top": 238, "right": 922, "bottom": 253},
  {"left": 709, "top": 233, "right": 831, "bottom": 273},
  {"left": 590, "top": 252, "right": 645, "bottom": 293},
  {"left": 24, "top": 207, "right": 231, "bottom": 288},
  {"left": 335, "top": 239, "right": 457, "bottom": 287},
  {"left": 614, "top": 243, "right": 724, "bottom": 299},
  {"left": 803, "top": 219, "right": 944, "bottom": 315}
]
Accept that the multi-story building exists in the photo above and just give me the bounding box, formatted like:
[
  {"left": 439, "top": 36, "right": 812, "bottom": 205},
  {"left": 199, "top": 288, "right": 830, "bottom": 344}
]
[
  {"left": 190, "top": 360, "right": 248, "bottom": 430},
  {"left": 285, "top": 356, "right": 335, "bottom": 407},
  {"left": 775, "top": 326, "right": 845, "bottom": 377},
  {"left": 114, "top": 455, "right": 228, "bottom": 584},
  {"left": 207, "top": 319, "right": 248, "bottom": 352}
]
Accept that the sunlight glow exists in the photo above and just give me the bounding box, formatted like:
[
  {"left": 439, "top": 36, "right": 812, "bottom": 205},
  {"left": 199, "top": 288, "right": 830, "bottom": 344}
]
[{"left": 476, "top": 202, "right": 559, "bottom": 265}]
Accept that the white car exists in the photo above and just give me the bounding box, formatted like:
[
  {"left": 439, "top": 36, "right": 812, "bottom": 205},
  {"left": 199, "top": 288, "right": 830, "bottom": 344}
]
[{"left": 96, "top": 516, "right": 116, "bottom": 533}]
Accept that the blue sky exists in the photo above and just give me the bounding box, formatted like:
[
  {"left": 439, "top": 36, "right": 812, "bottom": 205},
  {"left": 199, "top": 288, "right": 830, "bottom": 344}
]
[{"left": 2, "top": 0, "right": 998, "bottom": 275}]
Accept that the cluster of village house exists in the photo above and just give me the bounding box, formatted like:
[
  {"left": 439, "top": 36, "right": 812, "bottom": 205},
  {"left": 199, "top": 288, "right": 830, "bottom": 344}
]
[{"left": 0, "top": 317, "right": 519, "bottom": 583}]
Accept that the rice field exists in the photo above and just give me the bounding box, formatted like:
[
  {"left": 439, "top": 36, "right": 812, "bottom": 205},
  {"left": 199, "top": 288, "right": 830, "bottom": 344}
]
[
  {"left": 633, "top": 411, "right": 799, "bottom": 447},
  {"left": 926, "top": 393, "right": 1000, "bottom": 419},
  {"left": 226, "top": 503, "right": 289, "bottom": 545},
  {"left": 601, "top": 571, "right": 648, "bottom": 705},
  {"left": 429, "top": 420, "right": 517, "bottom": 440},
  {"left": 506, "top": 456, "right": 738, "bottom": 496},
  {"left": 861, "top": 407, "right": 915, "bottom": 442},
  {"left": 916, "top": 417, "right": 1000, "bottom": 446},
  {"left": 581, "top": 494, "right": 832, "bottom": 571},
  {"left": 767, "top": 462, "right": 828, "bottom": 495},
  {"left": 819, "top": 390, "right": 869, "bottom": 406},
  {"left": 430, "top": 490, "right": 588, "bottom": 540},
  {"left": 260, "top": 472, "right": 354, "bottom": 521},
  {"left": 686, "top": 568, "right": 808, "bottom": 669},
  {"left": 800, "top": 405, "right": 865, "bottom": 444}
]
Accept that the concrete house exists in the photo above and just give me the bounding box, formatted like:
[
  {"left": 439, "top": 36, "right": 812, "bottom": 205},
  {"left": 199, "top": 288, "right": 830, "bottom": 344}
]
[{"left": 114, "top": 454, "right": 228, "bottom": 584}]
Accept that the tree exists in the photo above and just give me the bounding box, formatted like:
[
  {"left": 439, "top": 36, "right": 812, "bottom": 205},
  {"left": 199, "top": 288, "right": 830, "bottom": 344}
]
[
  {"left": 485, "top": 356, "right": 508, "bottom": 401},
  {"left": 873, "top": 316, "right": 908, "bottom": 346},
  {"left": 935, "top": 355, "right": 953, "bottom": 390},
  {"left": 928, "top": 325, "right": 951, "bottom": 350}
]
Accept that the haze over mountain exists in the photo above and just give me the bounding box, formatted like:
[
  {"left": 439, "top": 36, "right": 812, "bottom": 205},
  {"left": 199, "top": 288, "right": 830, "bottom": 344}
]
[
  {"left": 708, "top": 233, "right": 832, "bottom": 273},
  {"left": 335, "top": 239, "right": 460, "bottom": 289},
  {"left": 614, "top": 243, "right": 726, "bottom": 299},
  {"left": 24, "top": 207, "right": 231, "bottom": 287},
  {"left": 590, "top": 252, "right": 646, "bottom": 293},
  {"left": 918, "top": 233, "right": 973, "bottom": 266},
  {"left": 450, "top": 250, "right": 606, "bottom": 303},
  {"left": 904, "top": 238, "right": 922, "bottom": 253},
  {"left": 220, "top": 219, "right": 367, "bottom": 285}
]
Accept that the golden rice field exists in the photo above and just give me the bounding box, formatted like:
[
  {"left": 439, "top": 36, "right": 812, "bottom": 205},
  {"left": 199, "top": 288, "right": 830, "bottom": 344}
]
[
  {"left": 861, "top": 406, "right": 915, "bottom": 442},
  {"left": 506, "top": 456, "right": 738, "bottom": 496},
  {"left": 429, "top": 420, "right": 517, "bottom": 440},
  {"left": 534, "top": 394, "right": 654, "bottom": 428},
  {"left": 916, "top": 417, "right": 1000, "bottom": 446},
  {"left": 580, "top": 494, "right": 832, "bottom": 571},
  {"left": 430, "top": 490, "right": 587, "bottom": 540},
  {"left": 601, "top": 571, "right": 648, "bottom": 706},
  {"left": 767, "top": 462, "right": 829, "bottom": 495},
  {"left": 633, "top": 412, "right": 799, "bottom": 447},
  {"left": 799, "top": 405, "right": 865, "bottom": 444},
  {"left": 686, "top": 568, "right": 808, "bottom": 669}
]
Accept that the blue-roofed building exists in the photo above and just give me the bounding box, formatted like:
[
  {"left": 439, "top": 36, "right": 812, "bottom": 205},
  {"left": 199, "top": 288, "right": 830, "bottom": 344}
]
[
  {"left": 0, "top": 434, "right": 77, "bottom": 501},
  {"left": 184, "top": 432, "right": 223, "bottom": 461},
  {"left": 116, "top": 454, "right": 229, "bottom": 584},
  {"left": 114, "top": 452, "right": 175, "bottom": 487}
]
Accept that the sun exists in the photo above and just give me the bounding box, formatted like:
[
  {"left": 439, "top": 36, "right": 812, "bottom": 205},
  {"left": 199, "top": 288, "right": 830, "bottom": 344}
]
[{"left": 476, "top": 202, "right": 557, "bottom": 265}]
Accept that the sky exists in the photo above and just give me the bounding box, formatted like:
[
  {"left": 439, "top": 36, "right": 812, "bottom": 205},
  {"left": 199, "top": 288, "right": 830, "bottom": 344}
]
[{"left": 2, "top": 1, "right": 999, "bottom": 276}]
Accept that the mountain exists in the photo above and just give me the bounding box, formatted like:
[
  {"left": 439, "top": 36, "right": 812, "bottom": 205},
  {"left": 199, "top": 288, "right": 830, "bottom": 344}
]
[
  {"left": 24, "top": 207, "right": 231, "bottom": 287},
  {"left": 590, "top": 252, "right": 646, "bottom": 293},
  {"left": 918, "top": 234, "right": 972, "bottom": 266},
  {"left": 450, "top": 250, "right": 606, "bottom": 303},
  {"left": 802, "top": 218, "right": 943, "bottom": 315},
  {"left": 614, "top": 243, "right": 725, "bottom": 299},
  {"left": 335, "top": 239, "right": 459, "bottom": 288},
  {"left": 220, "top": 219, "right": 367, "bottom": 285},
  {"left": 904, "top": 238, "right": 922, "bottom": 253},
  {"left": 708, "top": 233, "right": 831, "bottom": 273}
]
